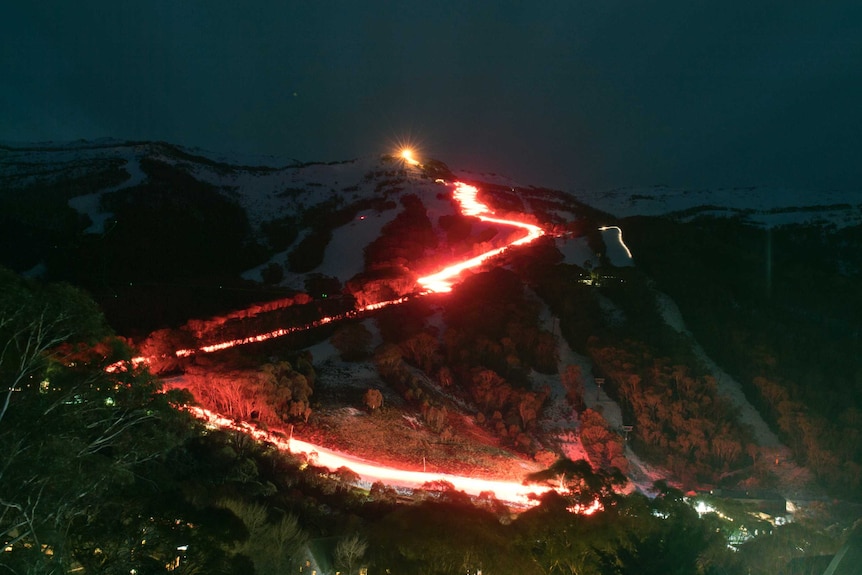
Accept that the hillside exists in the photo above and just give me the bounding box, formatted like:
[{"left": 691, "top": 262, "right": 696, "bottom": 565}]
[
  {"left": 567, "top": 182, "right": 862, "bottom": 497},
  {"left": 1, "top": 141, "right": 560, "bottom": 333},
  {"left": 4, "top": 140, "right": 862, "bottom": 497},
  {"left": 4, "top": 140, "right": 862, "bottom": 573}
]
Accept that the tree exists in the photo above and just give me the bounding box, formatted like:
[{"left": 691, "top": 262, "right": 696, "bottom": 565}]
[
  {"left": 335, "top": 533, "right": 368, "bottom": 575},
  {"left": 261, "top": 261, "right": 284, "bottom": 284},
  {"left": 525, "top": 457, "right": 627, "bottom": 509},
  {"left": 424, "top": 404, "right": 448, "bottom": 433},
  {"left": 579, "top": 409, "right": 629, "bottom": 473},
  {"left": 368, "top": 500, "right": 530, "bottom": 575},
  {"left": 597, "top": 487, "right": 726, "bottom": 575},
  {"left": 0, "top": 268, "right": 196, "bottom": 572},
  {"left": 518, "top": 391, "right": 544, "bottom": 429},
  {"left": 180, "top": 361, "right": 314, "bottom": 424},
  {"left": 512, "top": 492, "right": 612, "bottom": 575},
  {"left": 401, "top": 331, "right": 439, "bottom": 373},
  {"left": 219, "top": 499, "right": 307, "bottom": 575},
  {"left": 363, "top": 388, "right": 384, "bottom": 412},
  {"left": 373, "top": 342, "right": 404, "bottom": 375},
  {"left": 137, "top": 327, "right": 195, "bottom": 374},
  {"left": 561, "top": 364, "right": 586, "bottom": 411},
  {"left": 331, "top": 322, "right": 373, "bottom": 361},
  {"left": 369, "top": 481, "right": 398, "bottom": 504},
  {"left": 0, "top": 269, "right": 109, "bottom": 424}
]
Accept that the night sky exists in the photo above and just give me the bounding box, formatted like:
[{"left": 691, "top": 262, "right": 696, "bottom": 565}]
[{"left": 3, "top": 2, "right": 862, "bottom": 192}]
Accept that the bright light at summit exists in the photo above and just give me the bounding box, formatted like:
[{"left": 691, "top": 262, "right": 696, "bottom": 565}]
[{"left": 400, "top": 147, "right": 420, "bottom": 165}]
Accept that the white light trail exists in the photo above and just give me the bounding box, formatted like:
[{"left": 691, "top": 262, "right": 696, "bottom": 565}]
[{"left": 598, "top": 225, "right": 633, "bottom": 260}]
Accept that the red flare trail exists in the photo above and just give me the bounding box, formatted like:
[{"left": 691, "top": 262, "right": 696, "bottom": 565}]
[
  {"left": 113, "top": 180, "right": 608, "bottom": 510},
  {"left": 417, "top": 182, "right": 544, "bottom": 293}
]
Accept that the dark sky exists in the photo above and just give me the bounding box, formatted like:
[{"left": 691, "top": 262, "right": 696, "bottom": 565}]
[{"left": 3, "top": 2, "right": 861, "bottom": 192}]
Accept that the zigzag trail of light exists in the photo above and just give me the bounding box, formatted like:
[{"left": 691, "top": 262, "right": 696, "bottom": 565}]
[
  {"left": 417, "top": 182, "right": 545, "bottom": 293},
  {"left": 187, "top": 406, "right": 556, "bottom": 507},
  {"left": 108, "top": 180, "right": 604, "bottom": 511},
  {"left": 165, "top": 181, "right": 543, "bottom": 358}
]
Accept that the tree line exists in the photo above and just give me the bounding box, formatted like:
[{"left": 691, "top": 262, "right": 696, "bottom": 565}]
[
  {"left": 623, "top": 216, "right": 862, "bottom": 496},
  {"left": 3, "top": 267, "right": 854, "bottom": 574}
]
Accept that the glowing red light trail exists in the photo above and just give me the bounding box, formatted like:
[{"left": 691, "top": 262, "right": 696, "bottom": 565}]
[
  {"left": 169, "top": 181, "right": 543, "bottom": 357},
  {"left": 417, "top": 182, "right": 544, "bottom": 292},
  {"left": 117, "top": 179, "right": 606, "bottom": 509},
  {"left": 188, "top": 406, "right": 552, "bottom": 506}
]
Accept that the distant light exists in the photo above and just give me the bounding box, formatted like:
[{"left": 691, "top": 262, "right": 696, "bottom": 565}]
[
  {"left": 400, "top": 148, "right": 420, "bottom": 166},
  {"left": 695, "top": 500, "right": 716, "bottom": 516}
]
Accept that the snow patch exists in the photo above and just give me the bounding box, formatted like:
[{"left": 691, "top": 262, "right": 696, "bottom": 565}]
[
  {"left": 600, "top": 227, "right": 634, "bottom": 267},
  {"left": 574, "top": 186, "right": 862, "bottom": 229},
  {"left": 315, "top": 209, "right": 398, "bottom": 281},
  {"left": 67, "top": 154, "right": 146, "bottom": 233},
  {"left": 556, "top": 236, "right": 594, "bottom": 268},
  {"left": 653, "top": 290, "right": 782, "bottom": 447}
]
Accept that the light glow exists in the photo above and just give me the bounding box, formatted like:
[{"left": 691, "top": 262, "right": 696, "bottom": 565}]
[
  {"left": 168, "top": 181, "right": 545, "bottom": 356},
  {"left": 105, "top": 355, "right": 148, "bottom": 373},
  {"left": 569, "top": 499, "right": 602, "bottom": 515},
  {"left": 417, "top": 182, "right": 545, "bottom": 292},
  {"left": 187, "top": 406, "right": 553, "bottom": 506},
  {"left": 598, "top": 225, "right": 633, "bottom": 260},
  {"left": 400, "top": 147, "right": 420, "bottom": 166},
  {"left": 123, "top": 178, "right": 583, "bottom": 509}
]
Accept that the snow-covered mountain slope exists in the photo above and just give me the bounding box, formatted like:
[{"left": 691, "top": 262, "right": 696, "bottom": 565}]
[
  {"left": 5, "top": 139, "right": 858, "bottom": 293},
  {"left": 2, "top": 140, "right": 548, "bottom": 299},
  {"left": 573, "top": 185, "right": 862, "bottom": 228}
]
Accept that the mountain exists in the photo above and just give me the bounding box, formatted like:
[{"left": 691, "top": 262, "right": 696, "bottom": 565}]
[
  {"left": 573, "top": 185, "right": 862, "bottom": 228},
  {"left": 3, "top": 139, "right": 861, "bottom": 502},
  {"left": 0, "top": 139, "right": 587, "bottom": 333}
]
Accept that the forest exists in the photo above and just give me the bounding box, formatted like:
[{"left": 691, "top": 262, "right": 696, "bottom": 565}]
[
  {"left": 621, "top": 216, "right": 862, "bottom": 496},
  {"left": 2, "top": 148, "right": 859, "bottom": 573},
  {"left": 2, "top": 265, "right": 856, "bottom": 574}
]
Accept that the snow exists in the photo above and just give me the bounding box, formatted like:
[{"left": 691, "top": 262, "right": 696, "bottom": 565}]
[
  {"left": 314, "top": 209, "right": 398, "bottom": 281},
  {"left": 240, "top": 229, "right": 308, "bottom": 288},
  {"left": 555, "top": 229, "right": 633, "bottom": 269},
  {"left": 600, "top": 226, "right": 634, "bottom": 267},
  {"left": 1, "top": 140, "right": 149, "bottom": 235},
  {"left": 151, "top": 149, "right": 463, "bottom": 291},
  {"left": 574, "top": 186, "right": 862, "bottom": 228},
  {"left": 67, "top": 154, "right": 146, "bottom": 233},
  {"left": 555, "top": 236, "right": 594, "bottom": 267},
  {"left": 652, "top": 290, "right": 781, "bottom": 448},
  {"left": 11, "top": 144, "right": 830, "bottom": 502},
  {"left": 651, "top": 289, "right": 814, "bottom": 493},
  {"left": 454, "top": 169, "right": 525, "bottom": 188},
  {"left": 534, "top": 294, "right": 618, "bottom": 428}
]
